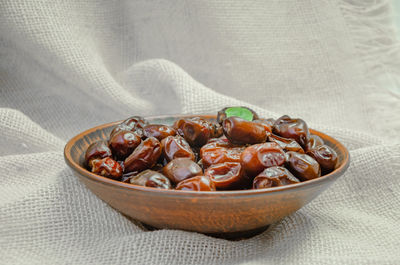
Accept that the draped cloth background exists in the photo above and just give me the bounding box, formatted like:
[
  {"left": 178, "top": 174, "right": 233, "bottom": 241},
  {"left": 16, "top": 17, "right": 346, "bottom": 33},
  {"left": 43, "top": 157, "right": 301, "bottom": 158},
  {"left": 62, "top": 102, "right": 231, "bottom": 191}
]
[{"left": 1, "top": 0, "right": 400, "bottom": 264}]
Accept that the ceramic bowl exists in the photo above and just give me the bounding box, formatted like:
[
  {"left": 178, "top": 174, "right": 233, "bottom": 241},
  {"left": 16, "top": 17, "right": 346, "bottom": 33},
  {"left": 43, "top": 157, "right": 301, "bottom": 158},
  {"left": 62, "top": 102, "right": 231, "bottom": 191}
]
[{"left": 64, "top": 115, "right": 350, "bottom": 238}]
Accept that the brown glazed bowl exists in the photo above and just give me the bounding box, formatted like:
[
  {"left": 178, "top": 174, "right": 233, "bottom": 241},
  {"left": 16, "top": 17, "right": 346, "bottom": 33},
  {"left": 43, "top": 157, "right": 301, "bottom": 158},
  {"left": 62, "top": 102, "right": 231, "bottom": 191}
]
[{"left": 64, "top": 115, "right": 350, "bottom": 239}]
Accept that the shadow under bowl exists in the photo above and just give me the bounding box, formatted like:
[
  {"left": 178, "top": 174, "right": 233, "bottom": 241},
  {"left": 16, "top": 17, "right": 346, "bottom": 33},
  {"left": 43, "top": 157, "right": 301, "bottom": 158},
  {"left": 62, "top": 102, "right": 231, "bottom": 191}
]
[{"left": 64, "top": 114, "right": 350, "bottom": 238}]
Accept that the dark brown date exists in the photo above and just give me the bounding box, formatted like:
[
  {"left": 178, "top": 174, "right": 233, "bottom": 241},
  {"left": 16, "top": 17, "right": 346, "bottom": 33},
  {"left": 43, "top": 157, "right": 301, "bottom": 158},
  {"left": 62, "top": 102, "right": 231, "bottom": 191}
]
[
  {"left": 128, "top": 170, "right": 171, "bottom": 189},
  {"left": 161, "top": 135, "right": 195, "bottom": 162},
  {"left": 109, "top": 130, "right": 141, "bottom": 160},
  {"left": 306, "top": 145, "right": 338, "bottom": 174},
  {"left": 253, "top": 119, "right": 273, "bottom": 134},
  {"left": 124, "top": 137, "right": 161, "bottom": 173},
  {"left": 253, "top": 166, "right": 299, "bottom": 189},
  {"left": 306, "top": 134, "right": 324, "bottom": 151},
  {"left": 111, "top": 116, "right": 148, "bottom": 138},
  {"left": 143, "top": 124, "right": 176, "bottom": 141},
  {"left": 268, "top": 134, "right": 305, "bottom": 153},
  {"left": 91, "top": 157, "right": 123, "bottom": 179},
  {"left": 222, "top": 117, "right": 267, "bottom": 145},
  {"left": 122, "top": 116, "right": 147, "bottom": 128},
  {"left": 163, "top": 158, "right": 203, "bottom": 184},
  {"left": 200, "top": 147, "right": 236, "bottom": 168},
  {"left": 240, "top": 142, "right": 286, "bottom": 177},
  {"left": 285, "top": 151, "right": 321, "bottom": 181},
  {"left": 200, "top": 139, "right": 245, "bottom": 168},
  {"left": 217, "top": 106, "right": 259, "bottom": 124},
  {"left": 173, "top": 117, "right": 213, "bottom": 147},
  {"left": 202, "top": 137, "right": 232, "bottom": 149},
  {"left": 205, "top": 162, "right": 248, "bottom": 190},
  {"left": 175, "top": 175, "right": 216, "bottom": 191},
  {"left": 272, "top": 115, "right": 310, "bottom": 148},
  {"left": 110, "top": 124, "right": 132, "bottom": 138},
  {"left": 85, "top": 141, "right": 112, "bottom": 168}
]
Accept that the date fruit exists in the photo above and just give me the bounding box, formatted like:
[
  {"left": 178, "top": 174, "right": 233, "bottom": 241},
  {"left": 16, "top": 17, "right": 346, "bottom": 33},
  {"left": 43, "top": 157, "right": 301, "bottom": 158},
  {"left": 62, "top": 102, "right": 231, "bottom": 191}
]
[
  {"left": 175, "top": 175, "right": 216, "bottom": 191},
  {"left": 285, "top": 151, "right": 321, "bottom": 181},
  {"left": 268, "top": 133, "right": 305, "bottom": 153},
  {"left": 253, "top": 119, "right": 273, "bottom": 134},
  {"left": 200, "top": 139, "right": 244, "bottom": 168},
  {"left": 253, "top": 166, "right": 299, "bottom": 189},
  {"left": 124, "top": 137, "right": 161, "bottom": 173},
  {"left": 205, "top": 162, "right": 248, "bottom": 190},
  {"left": 163, "top": 158, "right": 203, "bottom": 184},
  {"left": 143, "top": 124, "right": 176, "bottom": 141},
  {"left": 306, "top": 134, "right": 324, "bottom": 151},
  {"left": 109, "top": 130, "right": 141, "bottom": 160},
  {"left": 85, "top": 141, "right": 112, "bottom": 168},
  {"left": 128, "top": 170, "right": 171, "bottom": 189},
  {"left": 161, "top": 135, "right": 195, "bottom": 162},
  {"left": 306, "top": 145, "right": 338, "bottom": 174},
  {"left": 91, "top": 157, "right": 123, "bottom": 179},
  {"left": 173, "top": 117, "right": 215, "bottom": 147},
  {"left": 272, "top": 115, "right": 310, "bottom": 148},
  {"left": 240, "top": 142, "right": 286, "bottom": 177},
  {"left": 222, "top": 117, "right": 267, "bottom": 145},
  {"left": 111, "top": 116, "right": 148, "bottom": 138}
]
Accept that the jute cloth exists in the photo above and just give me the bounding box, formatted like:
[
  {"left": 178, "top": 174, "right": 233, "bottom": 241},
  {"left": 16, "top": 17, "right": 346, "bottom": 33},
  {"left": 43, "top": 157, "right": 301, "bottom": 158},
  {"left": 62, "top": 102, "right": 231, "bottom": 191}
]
[{"left": 1, "top": 0, "right": 399, "bottom": 264}]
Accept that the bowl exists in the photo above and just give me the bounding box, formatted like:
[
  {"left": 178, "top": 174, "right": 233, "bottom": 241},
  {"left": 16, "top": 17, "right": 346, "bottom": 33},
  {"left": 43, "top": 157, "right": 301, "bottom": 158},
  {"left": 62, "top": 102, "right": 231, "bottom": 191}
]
[{"left": 64, "top": 114, "right": 350, "bottom": 239}]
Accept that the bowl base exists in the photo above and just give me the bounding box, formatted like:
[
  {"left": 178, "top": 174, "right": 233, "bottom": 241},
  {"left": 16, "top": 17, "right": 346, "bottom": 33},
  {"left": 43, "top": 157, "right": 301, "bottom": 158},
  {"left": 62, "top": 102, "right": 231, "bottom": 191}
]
[
  {"left": 141, "top": 222, "right": 269, "bottom": 240},
  {"left": 205, "top": 225, "right": 270, "bottom": 240}
]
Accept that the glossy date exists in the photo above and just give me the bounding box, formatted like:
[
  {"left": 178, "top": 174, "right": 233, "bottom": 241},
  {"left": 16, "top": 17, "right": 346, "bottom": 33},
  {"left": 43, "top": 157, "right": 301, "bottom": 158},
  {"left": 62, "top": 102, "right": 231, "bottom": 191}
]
[
  {"left": 222, "top": 117, "right": 267, "bottom": 145},
  {"left": 240, "top": 142, "right": 286, "bottom": 177},
  {"left": 175, "top": 175, "right": 216, "bottom": 191},
  {"left": 253, "top": 166, "right": 299, "bottom": 189},
  {"left": 124, "top": 137, "right": 161, "bottom": 173}
]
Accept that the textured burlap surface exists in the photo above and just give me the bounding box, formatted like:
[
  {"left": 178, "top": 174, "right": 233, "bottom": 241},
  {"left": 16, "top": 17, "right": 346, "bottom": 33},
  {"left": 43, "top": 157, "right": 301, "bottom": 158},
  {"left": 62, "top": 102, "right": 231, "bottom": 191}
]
[{"left": 1, "top": 1, "right": 399, "bottom": 264}]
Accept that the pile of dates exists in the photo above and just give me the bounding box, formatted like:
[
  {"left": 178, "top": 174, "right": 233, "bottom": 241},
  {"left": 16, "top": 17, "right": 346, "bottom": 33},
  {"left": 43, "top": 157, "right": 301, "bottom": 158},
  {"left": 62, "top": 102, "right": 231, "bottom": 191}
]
[{"left": 85, "top": 107, "right": 338, "bottom": 191}]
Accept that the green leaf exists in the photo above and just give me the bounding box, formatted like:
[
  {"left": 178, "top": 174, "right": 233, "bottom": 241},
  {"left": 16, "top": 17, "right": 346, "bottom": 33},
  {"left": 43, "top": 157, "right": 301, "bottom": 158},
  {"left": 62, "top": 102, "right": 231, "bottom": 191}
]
[{"left": 225, "top": 107, "right": 254, "bottom": 121}]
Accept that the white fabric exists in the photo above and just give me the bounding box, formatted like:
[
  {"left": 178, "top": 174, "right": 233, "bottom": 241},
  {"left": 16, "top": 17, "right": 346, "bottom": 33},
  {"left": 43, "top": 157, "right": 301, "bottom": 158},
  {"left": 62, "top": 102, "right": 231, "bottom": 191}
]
[{"left": 1, "top": 0, "right": 400, "bottom": 264}]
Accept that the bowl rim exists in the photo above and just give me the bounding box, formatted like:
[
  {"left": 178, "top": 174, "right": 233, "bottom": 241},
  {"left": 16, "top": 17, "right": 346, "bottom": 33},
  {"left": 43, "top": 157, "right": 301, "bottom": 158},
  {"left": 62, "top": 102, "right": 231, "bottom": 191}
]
[{"left": 64, "top": 114, "right": 350, "bottom": 197}]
